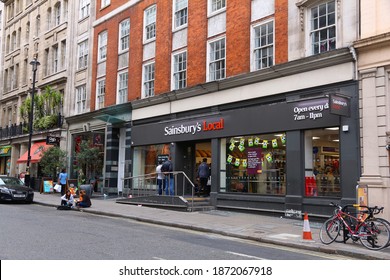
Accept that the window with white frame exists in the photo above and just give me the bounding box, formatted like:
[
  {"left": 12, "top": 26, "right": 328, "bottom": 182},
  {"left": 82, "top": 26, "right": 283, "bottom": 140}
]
[
  {"left": 76, "top": 85, "right": 87, "bottom": 114},
  {"left": 26, "top": 22, "right": 30, "bottom": 41},
  {"left": 44, "top": 48, "right": 49, "bottom": 76},
  {"left": 310, "top": 0, "right": 336, "bottom": 55},
  {"left": 173, "top": 51, "right": 187, "bottom": 90},
  {"left": 253, "top": 21, "right": 274, "bottom": 70},
  {"left": 119, "top": 19, "right": 130, "bottom": 52},
  {"left": 61, "top": 40, "right": 66, "bottom": 69},
  {"left": 78, "top": 40, "right": 89, "bottom": 69},
  {"left": 63, "top": 0, "right": 68, "bottom": 20},
  {"left": 4, "top": 70, "right": 9, "bottom": 92},
  {"left": 53, "top": 44, "right": 59, "bottom": 73},
  {"left": 17, "top": 28, "right": 21, "bottom": 47},
  {"left": 210, "top": 0, "right": 226, "bottom": 13},
  {"left": 35, "top": 15, "right": 40, "bottom": 37},
  {"left": 79, "top": 0, "right": 90, "bottom": 19},
  {"left": 15, "top": 64, "right": 19, "bottom": 89},
  {"left": 101, "top": 0, "right": 110, "bottom": 8},
  {"left": 54, "top": 2, "right": 61, "bottom": 26},
  {"left": 12, "top": 31, "right": 16, "bottom": 51},
  {"left": 47, "top": 8, "right": 52, "bottom": 30},
  {"left": 10, "top": 66, "right": 15, "bottom": 90},
  {"left": 98, "top": 31, "right": 108, "bottom": 62},
  {"left": 117, "top": 71, "right": 128, "bottom": 104},
  {"left": 174, "top": 0, "right": 188, "bottom": 29},
  {"left": 96, "top": 79, "right": 106, "bottom": 109},
  {"left": 144, "top": 5, "right": 156, "bottom": 41},
  {"left": 143, "top": 62, "right": 155, "bottom": 98},
  {"left": 23, "top": 59, "right": 28, "bottom": 85},
  {"left": 208, "top": 38, "right": 225, "bottom": 81}
]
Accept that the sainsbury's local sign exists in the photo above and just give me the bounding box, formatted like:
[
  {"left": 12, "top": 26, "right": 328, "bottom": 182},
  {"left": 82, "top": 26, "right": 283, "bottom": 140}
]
[{"left": 164, "top": 118, "right": 225, "bottom": 136}]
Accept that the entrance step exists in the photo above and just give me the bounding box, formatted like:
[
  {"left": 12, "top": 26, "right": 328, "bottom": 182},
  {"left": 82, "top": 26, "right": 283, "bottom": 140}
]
[
  {"left": 116, "top": 195, "right": 214, "bottom": 212},
  {"left": 185, "top": 197, "right": 214, "bottom": 212}
]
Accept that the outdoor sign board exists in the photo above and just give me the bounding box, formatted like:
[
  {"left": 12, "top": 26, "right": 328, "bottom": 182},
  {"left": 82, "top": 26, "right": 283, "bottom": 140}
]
[
  {"left": 329, "top": 94, "right": 350, "bottom": 117},
  {"left": 46, "top": 136, "right": 60, "bottom": 145}
]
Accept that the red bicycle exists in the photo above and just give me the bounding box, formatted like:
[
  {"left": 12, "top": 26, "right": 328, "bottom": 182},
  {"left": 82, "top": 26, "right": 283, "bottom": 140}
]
[{"left": 319, "top": 203, "right": 390, "bottom": 250}]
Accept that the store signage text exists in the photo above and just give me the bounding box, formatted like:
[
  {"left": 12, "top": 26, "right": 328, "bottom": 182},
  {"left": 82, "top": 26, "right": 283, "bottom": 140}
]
[
  {"left": 164, "top": 118, "right": 224, "bottom": 136},
  {"left": 329, "top": 94, "right": 350, "bottom": 117},
  {"left": 46, "top": 136, "right": 60, "bottom": 145},
  {"left": 293, "top": 100, "right": 329, "bottom": 121}
]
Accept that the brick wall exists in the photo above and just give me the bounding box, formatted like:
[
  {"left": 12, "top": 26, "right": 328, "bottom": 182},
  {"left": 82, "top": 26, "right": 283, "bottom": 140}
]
[
  {"left": 187, "top": 0, "right": 208, "bottom": 87},
  {"left": 226, "top": 0, "right": 251, "bottom": 76},
  {"left": 155, "top": 1, "right": 172, "bottom": 94},
  {"left": 275, "top": 0, "right": 288, "bottom": 64},
  {"left": 92, "top": 0, "right": 289, "bottom": 110}
]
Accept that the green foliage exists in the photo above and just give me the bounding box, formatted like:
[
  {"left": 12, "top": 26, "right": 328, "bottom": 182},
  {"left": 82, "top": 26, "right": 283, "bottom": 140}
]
[
  {"left": 39, "top": 146, "right": 67, "bottom": 179},
  {"left": 34, "top": 115, "right": 58, "bottom": 130},
  {"left": 76, "top": 140, "right": 104, "bottom": 181},
  {"left": 19, "top": 86, "right": 63, "bottom": 130}
]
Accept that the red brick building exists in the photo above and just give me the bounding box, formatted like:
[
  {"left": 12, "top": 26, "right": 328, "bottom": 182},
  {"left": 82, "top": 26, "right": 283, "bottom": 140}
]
[{"left": 87, "top": 0, "right": 360, "bottom": 216}]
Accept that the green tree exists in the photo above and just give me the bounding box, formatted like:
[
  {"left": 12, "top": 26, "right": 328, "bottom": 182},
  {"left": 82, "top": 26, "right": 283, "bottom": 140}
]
[
  {"left": 39, "top": 146, "right": 67, "bottom": 180},
  {"left": 19, "top": 86, "right": 63, "bottom": 130},
  {"left": 76, "top": 140, "right": 103, "bottom": 183}
]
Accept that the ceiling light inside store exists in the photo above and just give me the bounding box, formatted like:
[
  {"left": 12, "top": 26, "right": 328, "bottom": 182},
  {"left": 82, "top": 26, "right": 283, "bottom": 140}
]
[
  {"left": 312, "top": 137, "right": 320, "bottom": 140},
  {"left": 325, "top": 127, "right": 339, "bottom": 130}
]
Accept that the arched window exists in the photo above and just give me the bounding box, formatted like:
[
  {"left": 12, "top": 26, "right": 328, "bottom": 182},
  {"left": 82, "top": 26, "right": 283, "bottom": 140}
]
[
  {"left": 6, "top": 35, "right": 10, "bottom": 53},
  {"left": 17, "top": 28, "right": 21, "bottom": 48},
  {"left": 35, "top": 15, "right": 41, "bottom": 37},
  {"left": 54, "top": 2, "right": 61, "bottom": 26},
  {"left": 26, "top": 22, "right": 30, "bottom": 41},
  {"left": 47, "top": 8, "right": 52, "bottom": 30},
  {"left": 11, "top": 31, "right": 17, "bottom": 51}
]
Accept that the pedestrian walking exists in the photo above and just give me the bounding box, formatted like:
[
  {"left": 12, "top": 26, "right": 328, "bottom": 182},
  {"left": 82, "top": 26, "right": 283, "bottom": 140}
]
[
  {"left": 58, "top": 168, "right": 68, "bottom": 195},
  {"left": 197, "top": 158, "right": 210, "bottom": 196}
]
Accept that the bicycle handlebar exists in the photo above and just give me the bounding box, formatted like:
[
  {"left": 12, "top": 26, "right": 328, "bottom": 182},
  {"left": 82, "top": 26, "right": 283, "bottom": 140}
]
[{"left": 329, "top": 202, "right": 384, "bottom": 215}]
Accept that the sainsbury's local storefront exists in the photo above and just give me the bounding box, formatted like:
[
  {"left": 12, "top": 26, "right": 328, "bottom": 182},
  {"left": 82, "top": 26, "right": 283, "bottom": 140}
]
[{"left": 130, "top": 82, "right": 359, "bottom": 217}]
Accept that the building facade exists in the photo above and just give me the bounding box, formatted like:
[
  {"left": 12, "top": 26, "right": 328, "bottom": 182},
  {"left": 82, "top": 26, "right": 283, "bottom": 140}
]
[
  {"left": 86, "top": 0, "right": 361, "bottom": 217},
  {"left": 0, "top": 0, "right": 97, "bottom": 188},
  {"left": 354, "top": 0, "right": 390, "bottom": 219},
  {"left": 2, "top": 0, "right": 387, "bottom": 219}
]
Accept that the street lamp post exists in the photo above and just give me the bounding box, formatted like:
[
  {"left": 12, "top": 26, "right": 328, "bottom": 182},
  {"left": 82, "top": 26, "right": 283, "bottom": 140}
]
[{"left": 25, "top": 57, "right": 40, "bottom": 187}]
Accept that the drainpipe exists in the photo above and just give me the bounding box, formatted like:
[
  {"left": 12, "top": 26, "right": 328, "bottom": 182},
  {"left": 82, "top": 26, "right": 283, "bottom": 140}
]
[{"left": 349, "top": 45, "right": 358, "bottom": 80}]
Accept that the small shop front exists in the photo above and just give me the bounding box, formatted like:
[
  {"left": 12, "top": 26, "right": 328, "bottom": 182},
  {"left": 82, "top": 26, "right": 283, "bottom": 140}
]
[
  {"left": 131, "top": 84, "right": 359, "bottom": 216},
  {"left": 0, "top": 145, "right": 12, "bottom": 175}
]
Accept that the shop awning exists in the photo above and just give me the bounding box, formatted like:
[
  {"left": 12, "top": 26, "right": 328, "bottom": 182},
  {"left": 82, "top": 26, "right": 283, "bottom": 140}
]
[
  {"left": 17, "top": 142, "right": 50, "bottom": 164},
  {"left": 93, "top": 114, "right": 126, "bottom": 124}
]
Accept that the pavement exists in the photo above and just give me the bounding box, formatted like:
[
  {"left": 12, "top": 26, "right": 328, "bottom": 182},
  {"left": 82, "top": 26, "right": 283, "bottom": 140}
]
[{"left": 32, "top": 192, "right": 390, "bottom": 260}]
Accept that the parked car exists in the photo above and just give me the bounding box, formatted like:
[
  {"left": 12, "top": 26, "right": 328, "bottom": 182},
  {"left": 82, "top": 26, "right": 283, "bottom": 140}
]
[{"left": 0, "top": 176, "right": 34, "bottom": 203}]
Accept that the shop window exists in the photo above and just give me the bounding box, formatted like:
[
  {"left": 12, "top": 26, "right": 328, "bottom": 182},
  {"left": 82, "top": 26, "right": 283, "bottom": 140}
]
[
  {"left": 133, "top": 144, "right": 171, "bottom": 179},
  {"left": 305, "top": 127, "right": 340, "bottom": 197},
  {"left": 221, "top": 133, "right": 286, "bottom": 195}
]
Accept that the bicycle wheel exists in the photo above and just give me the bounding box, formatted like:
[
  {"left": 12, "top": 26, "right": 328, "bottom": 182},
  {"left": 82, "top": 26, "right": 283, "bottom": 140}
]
[
  {"left": 365, "top": 218, "right": 390, "bottom": 248},
  {"left": 320, "top": 217, "right": 341, "bottom": 245},
  {"left": 359, "top": 219, "right": 390, "bottom": 250}
]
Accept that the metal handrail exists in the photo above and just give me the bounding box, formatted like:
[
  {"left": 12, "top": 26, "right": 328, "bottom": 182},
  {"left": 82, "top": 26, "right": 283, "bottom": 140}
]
[{"left": 121, "top": 171, "right": 196, "bottom": 211}]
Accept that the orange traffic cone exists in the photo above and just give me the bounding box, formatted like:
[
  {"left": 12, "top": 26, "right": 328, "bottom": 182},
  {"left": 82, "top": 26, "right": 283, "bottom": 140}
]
[{"left": 302, "top": 212, "right": 314, "bottom": 242}]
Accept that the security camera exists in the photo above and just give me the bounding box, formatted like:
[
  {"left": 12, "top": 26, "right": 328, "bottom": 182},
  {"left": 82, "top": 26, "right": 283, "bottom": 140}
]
[{"left": 386, "top": 144, "right": 390, "bottom": 151}]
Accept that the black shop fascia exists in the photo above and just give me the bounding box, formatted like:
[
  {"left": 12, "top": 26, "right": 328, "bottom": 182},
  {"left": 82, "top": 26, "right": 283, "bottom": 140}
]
[{"left": 131, "top": 96, "right": 343, "bottom": 146}]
